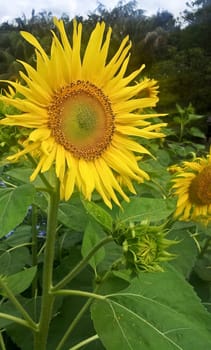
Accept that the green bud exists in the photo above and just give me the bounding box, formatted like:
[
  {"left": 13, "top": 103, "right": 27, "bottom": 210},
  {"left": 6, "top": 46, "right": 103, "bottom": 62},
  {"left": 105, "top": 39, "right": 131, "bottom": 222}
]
[{"left": 113, "top": 222, "right": 177, "bottom": 272}]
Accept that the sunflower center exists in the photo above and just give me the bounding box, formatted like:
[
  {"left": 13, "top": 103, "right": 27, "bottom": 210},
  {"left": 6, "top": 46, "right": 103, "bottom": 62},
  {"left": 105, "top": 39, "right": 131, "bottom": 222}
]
[
  {"left": 189, "top": 165, "right": 211, "bottom": 205},
  {"left": 48, "top": 80, "right": 115, "bottom": 160}
]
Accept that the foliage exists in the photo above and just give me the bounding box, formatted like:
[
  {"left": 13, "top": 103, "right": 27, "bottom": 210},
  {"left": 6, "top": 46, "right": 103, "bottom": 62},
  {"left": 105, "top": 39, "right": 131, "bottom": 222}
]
[
  {"left": 0, "top": 2, "right": 211, "bottom": 349},
  {"left": 0, "top": 94, "right": 210, "bottom": 349},
  {"left": 0, "top": 101, "right": 29, "bottom": 159},
  {"left": 1, "top": 0, "right": 211, "bottom": 114}
]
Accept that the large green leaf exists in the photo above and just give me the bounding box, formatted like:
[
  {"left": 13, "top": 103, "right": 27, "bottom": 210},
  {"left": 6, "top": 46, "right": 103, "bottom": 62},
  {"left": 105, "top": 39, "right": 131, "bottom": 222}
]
[
  {"left": 91, "top": 266, "right": 211, "bottom": 350},
  {"left": 0, "top": 267, "right": 37, "bottom": 296},
  {"left": 0, "top": 184, "right": 35, "bottom": 238},
  {"left": 118, "top": 197, "right": 176, "bottom": 224}
]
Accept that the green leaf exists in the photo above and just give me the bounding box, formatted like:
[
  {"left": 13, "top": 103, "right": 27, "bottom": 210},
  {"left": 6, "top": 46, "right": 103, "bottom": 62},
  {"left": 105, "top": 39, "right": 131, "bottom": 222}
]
[
  {"left": 168, "top": 222, "right": 198, "bottom": 278},
  {"left": 82, "top": 200, "right": 113, "bottom": 232},
  {"left": 188, "top": 114, "right": 204, "bottom": 121},
  {"left": 175, "top": 104, "right": 184, "bottom": 115},
  {"left": 194, "top": 257, "right": 211, "bottom": 282},
  {"left": 189, "top": 126, "right": 205, "bottom": 138},
  {"left": 0, "top": 296, "right": 40, "bottom": 329},
  {"left": 173, "top": 116, "right": 182, "bottom": 125},
  {"left": 5, "top": 167, "right": 42, "bottom": 186},
  {"left": 0, "top": 266, "right": 37, "bottom": 296},
  {"left": 47, "top": 295, "right": 102, "bottom": 350},
  {"left": 118, "top": 197, "right": 176, "bottom": 224},
  {"left": 92, "top": 266, "right": 211, "bottom": 350},
  {"left": 97, "top": 242, "right": 123, "bottom": 273},
  {"left": 81, "top": 221, "right": 105, "bottom": 272},
  {"left": 5, "top": 296, "right": 42, "bottom": 349},
  {"left": 5, "top": 225, "right": 32, "bottom": 247},
  {"left": 0, "top": 300, "right": 21, "bottom": 328},
  {"left": 58, "top": 201, "right": 89, "bottom": 231},
  {"left": 7, "top": 322, "right": 33, "bottom": 350},
  {"left": 0, "top": 184, "right": 35, "bottom": 238},
  {"left": 0, "top": 247, "right": 31, "bottom": 275},
  {"left": 5, "top": 166, "right": 57, "bottom": 188}
]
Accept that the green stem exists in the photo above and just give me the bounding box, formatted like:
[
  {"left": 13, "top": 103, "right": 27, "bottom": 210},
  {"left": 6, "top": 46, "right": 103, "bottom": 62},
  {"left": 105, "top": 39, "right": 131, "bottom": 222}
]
[
  {"left": 55, "top": 271, "right": 112, "bottom": 350},
  {"left": 7, "top": 243, "right": 32, "bottom": 252},
  {"left": 0, "top": 278, "right": 37, "bottom": 330},
  {"left": 31, "top": 204, "right": 38, "bottom": 297},
  {"left": 34, "top": 183, "right": 60, "bottom": 349},
  {"left": 0, "top": 332, "right": 6, "bottom": 350},
  {"left": 55, "top": 298, "right": 92, "bottom": 350},
  {"left": 0, "top": 312, "right": 36, "bottom": 330},
  {"left": 53, "top": 235, "right": 113, "bottom": 291},
  {"left": 52, "top": 289, "right": 105, "bottom": 300},
  {"left": 179, "top": 120, "right": 184, "bottom": 142},
  {"left": 69, "top": 334, "right": 99, "bottom": 350}
]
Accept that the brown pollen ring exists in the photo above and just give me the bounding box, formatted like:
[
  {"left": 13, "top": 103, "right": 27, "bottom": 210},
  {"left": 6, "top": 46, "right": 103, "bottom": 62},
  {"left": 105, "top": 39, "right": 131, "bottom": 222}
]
[{"left": 47, "top": 80, "right": 115, "bottom": 160}]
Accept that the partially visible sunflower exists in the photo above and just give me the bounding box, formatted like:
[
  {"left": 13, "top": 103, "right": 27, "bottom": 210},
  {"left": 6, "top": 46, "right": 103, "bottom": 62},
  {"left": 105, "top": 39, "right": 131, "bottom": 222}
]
[
  {"left": 171, "top": 149, "right": 211, "bottom": 223},
  {"left": 0, "top": 18, "right": 166, "bottom": 208},
  {"left": 136, "top": 78, "right": 159, "bottom": 99}
]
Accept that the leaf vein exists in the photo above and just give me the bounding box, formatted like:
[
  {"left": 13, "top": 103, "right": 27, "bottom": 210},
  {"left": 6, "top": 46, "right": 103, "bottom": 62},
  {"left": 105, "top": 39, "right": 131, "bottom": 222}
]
[{"left": 107, "top": 299, "right": 184, "bottom": 350}]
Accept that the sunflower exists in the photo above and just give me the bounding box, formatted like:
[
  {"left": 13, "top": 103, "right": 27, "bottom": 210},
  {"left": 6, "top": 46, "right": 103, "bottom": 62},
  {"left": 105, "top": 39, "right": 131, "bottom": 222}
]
[
  {"left": 0, "top": 18, "right": 166, "bottom": 208},
  {"left": 171, "top": 149, "right": 211, "bottom": 223}
]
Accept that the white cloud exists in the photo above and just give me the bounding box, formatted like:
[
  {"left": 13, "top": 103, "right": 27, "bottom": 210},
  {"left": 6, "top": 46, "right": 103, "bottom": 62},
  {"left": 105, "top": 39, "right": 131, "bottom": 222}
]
[
  {"left": 0, "top": 0, "right": 188, "bottom": 23},
  {"left": 144, "top": 0, "right": 187, "bottom": 16}
]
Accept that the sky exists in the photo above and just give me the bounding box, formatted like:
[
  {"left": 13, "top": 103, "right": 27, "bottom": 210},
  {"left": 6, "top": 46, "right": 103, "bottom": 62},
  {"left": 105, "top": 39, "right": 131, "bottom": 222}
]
[{"left": 0, "top": 0, "right": 188, "bottom": 23}]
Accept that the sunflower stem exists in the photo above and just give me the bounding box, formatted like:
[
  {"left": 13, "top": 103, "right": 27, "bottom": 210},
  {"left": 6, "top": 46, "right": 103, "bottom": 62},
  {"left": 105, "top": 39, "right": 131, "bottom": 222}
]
[
  {"left": 34, "top": 182, "right": 60, "bottom": 350},
  {"left": 31, "top": 204, "right": 38, "bottom": 297},
  {"left": 52, "top": 235, "right": 113, "bottom": 291}
]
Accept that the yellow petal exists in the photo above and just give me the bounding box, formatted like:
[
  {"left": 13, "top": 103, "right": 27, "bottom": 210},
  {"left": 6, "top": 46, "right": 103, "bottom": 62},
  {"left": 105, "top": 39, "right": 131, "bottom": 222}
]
[
  {"left": 55, "top": 145, "right": 66, "bottom": 181},
  {"left": 78, "top": 159, "right": 95, "bottom": 200},
  {"left": 29, "top": 128, "right": 51, "bottom": 142},
  {"left": 41, "top": 144, "right": 57, "bottom": 172},
  {"left": 21, "top": 31, "right": 49, "bottom": 63}
]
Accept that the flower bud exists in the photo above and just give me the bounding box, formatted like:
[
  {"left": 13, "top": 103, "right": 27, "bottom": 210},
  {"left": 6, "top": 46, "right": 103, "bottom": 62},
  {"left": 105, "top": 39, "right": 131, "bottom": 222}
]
[{"left": 114, "top": 222, "right": 176, "bottom": 272}]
